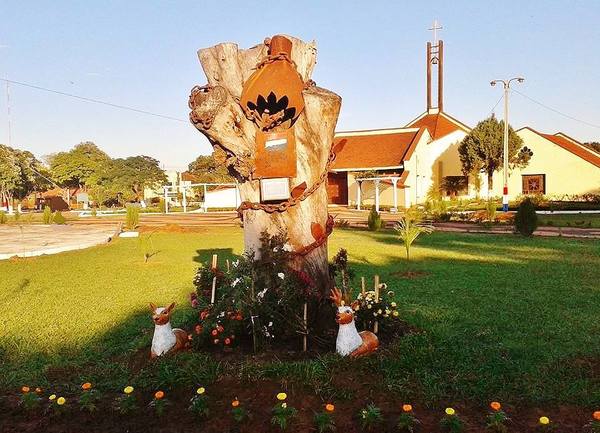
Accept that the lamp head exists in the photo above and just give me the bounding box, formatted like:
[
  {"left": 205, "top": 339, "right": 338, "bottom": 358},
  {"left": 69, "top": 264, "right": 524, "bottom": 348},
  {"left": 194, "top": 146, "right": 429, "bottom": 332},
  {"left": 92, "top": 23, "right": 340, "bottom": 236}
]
[
  {"left": 517, "top": 77, "right": 525, "bottom": 83},
  {"left": 490, "top": 81, "right": 496, "bottom": 87}
]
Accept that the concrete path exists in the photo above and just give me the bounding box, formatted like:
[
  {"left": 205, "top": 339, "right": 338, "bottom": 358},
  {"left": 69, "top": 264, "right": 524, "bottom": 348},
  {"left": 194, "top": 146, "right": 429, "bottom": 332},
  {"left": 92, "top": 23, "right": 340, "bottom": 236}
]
[
  {"left": 432, "top": 222, "right": 600, "bottom": 239},
  {"left": 0, "top": 224, "right": 120, "bottom": 260}
]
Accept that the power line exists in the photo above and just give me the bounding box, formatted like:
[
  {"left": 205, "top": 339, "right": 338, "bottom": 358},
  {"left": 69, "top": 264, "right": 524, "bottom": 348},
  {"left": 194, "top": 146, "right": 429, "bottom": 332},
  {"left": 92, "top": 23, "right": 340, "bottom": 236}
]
[
  {"left": 0, "top": 77, "right": 189, "bottom": 123},
  {"left": 488, "top": 94, "right": 504, "bottom": 117},
  {"left": 512, "top": 88, "right": 600, "bottom": 130}
]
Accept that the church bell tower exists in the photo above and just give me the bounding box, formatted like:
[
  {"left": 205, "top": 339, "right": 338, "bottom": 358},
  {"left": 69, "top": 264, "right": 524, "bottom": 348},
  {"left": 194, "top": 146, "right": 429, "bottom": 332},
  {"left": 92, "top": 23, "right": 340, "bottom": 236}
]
[{"left": 426, "top": 20, "right": 444, "bottom": 113}]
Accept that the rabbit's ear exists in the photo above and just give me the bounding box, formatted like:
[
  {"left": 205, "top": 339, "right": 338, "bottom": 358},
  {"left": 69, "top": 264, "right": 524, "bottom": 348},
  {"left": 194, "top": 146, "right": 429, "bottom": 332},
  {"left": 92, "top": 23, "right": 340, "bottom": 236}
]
[
  {"left": 166, "top": 302, "right": 176, "bottom": 313},
  {"left": 149, "top": 303, "right": 157, "bottom": 312}
]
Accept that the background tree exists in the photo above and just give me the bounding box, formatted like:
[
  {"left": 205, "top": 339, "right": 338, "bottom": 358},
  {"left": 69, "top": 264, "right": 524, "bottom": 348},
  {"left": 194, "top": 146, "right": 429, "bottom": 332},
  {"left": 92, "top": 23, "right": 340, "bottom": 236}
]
[
  {"left": 458, "top": 116, "right": 532, "bottom": 190},
  {"left": 0, "top": 145, "right": 20, "bottom": 209},
  {"left": 583, "top": 141, "right": 600, "bottom": 154},
  {"left": 108, "top": 156, "right": 167, "bottom": 203},
  {"left": 187, "top": 153, "right": 234, "bottom": 183},
  {"left": 0, "top": 144, "right": 52, "bottom": 208},
  {"left": 47, "top": 141, "right": 110, "bottom": 189}
]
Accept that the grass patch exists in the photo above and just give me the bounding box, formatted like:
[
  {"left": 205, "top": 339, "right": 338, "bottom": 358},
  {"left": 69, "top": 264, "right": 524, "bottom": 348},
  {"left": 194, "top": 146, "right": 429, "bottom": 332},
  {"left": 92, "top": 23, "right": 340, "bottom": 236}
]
[{"left": 0, "top": 227, "right": 599, "bottom": 406}]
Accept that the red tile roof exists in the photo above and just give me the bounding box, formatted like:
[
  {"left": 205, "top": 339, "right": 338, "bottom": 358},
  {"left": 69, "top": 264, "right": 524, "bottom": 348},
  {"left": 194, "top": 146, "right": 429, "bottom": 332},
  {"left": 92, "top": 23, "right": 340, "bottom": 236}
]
[
  {"left": 331, "top": 128, "right": 424, "bottom": 170},
  {"left": 519, "top": 127, "right": 600, "bottom": 168},
  {"left": 405, "top": 111, "right": 470, "bottom": 140}
]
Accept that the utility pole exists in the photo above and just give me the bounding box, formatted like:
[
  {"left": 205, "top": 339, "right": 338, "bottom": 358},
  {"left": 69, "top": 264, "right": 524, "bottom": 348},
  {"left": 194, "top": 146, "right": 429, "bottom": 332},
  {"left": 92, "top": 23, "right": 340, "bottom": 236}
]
[{"left": 490, "top": 77, "right": 524, "bottom": 212}]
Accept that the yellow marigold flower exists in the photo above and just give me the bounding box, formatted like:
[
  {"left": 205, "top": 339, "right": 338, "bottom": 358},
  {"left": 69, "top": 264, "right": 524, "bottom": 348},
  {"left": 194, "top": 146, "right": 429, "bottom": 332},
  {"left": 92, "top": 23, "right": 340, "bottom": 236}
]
[
  {"left": 325, "top": 403, "right": 335, "bottom": 412},
  {"left": 232, "top": 399, "right": 240, "bottom": 407},
  {"left": 154, "top": 391, "right": 165, "bottom": 400},
  {"left": 276, "top": 392, "right": 287, "bottom": 401},
  {"left": 124, "top": 386, "right": 134, "bottom": 394},
  {"left": 391, "top": 302, "right": 397, "bottom": 308},
  {"left": 539, "top": 416, "right": 550, "bottom": 425},
  {"left": 196, "top": 387, "right": 206, "bottom": 395},
  {"left": 445, "top": 407, "right": 455, "bottom": 416},
  {"left": 21, "top": 386, "right": 30, "bottom": 393},
  {"left": 82, "top": 382, "right": 92, "bottom": 390},
  {"left": 594, "top": 411, "right": 600, "bottom": 421},
  {"left": 57, "top": 397, "right": 66, "bottom": 405},
  {"left": 490, "top": 401, "right": 501, "bottom": 411},
  {"left": 402, "top": 404, "right": 412, "bottom": 412},
  {"left": 393, "top": 311, "right": 399, "bottom": 317},
  {"left": 49, "top": 394, "right": 56, "bottom": 401}
]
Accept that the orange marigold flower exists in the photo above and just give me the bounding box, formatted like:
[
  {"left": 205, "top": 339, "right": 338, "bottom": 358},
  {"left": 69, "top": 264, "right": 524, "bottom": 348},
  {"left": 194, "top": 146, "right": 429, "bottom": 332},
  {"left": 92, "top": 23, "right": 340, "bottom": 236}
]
[
  {"left": 402, "top": 404, "right": 413, "bottom": 412},
  {"left": 232, "top": 399, "right": 240, "bottom": 407},
  {"left": 325, "top": 403, "right": 335, "bottom": 412},
  {"left": 593, "top": 411, "right": 600, "bottom": 421},
  {"left": 21, "top": 386, "right": 30, "bottom": 393},
  {"left": 154, "top": 391, "right": 165, "bottom": 400},
  {"left": 82, "top": 382, "right": 92, "bottom": 390},
  {"left": 490, "top": 401, "right": 501, "bottom": 411}
]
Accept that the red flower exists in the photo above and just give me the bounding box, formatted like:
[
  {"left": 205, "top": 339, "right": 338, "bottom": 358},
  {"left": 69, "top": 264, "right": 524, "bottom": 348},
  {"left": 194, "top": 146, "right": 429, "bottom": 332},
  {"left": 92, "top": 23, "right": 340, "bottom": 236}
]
[
  {"left": 224, "top": 338, "right": 231, "bottom": 345},
  {"left": 211, "top": 329, "right": 218, "bottom": 336}
]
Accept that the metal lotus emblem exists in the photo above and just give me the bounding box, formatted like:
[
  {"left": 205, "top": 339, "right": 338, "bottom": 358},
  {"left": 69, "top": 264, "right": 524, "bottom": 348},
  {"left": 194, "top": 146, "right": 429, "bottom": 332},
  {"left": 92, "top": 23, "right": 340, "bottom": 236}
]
[{"left": 240, "top": 35, "right": 305, "bottom": 131}]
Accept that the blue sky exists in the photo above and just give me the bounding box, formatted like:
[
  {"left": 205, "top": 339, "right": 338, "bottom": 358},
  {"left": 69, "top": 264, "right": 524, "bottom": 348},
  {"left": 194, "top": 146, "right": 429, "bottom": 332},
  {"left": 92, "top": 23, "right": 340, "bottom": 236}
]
[{"left": 1, "top": 0, "right": 599, "bottom": 168}]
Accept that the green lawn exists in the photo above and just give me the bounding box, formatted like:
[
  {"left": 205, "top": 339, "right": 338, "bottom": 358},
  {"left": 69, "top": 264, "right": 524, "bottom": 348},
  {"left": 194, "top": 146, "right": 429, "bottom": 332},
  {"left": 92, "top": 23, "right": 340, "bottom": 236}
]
[{"left": 1, "top": 227, "right": 599, "bottom": 406}]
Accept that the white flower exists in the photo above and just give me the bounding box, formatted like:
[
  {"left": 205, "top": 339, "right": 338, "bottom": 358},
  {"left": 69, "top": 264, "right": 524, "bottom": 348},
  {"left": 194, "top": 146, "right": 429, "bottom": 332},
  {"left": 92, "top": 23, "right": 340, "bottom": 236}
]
[
  {"left": 277, "top": 272, "right": 285, "bottom": 280},
  {"left": 268, "top": 321, "right": 273, "bottom": 327},
  {"left": 273, "top": 247, "right": 279, "bottom": 252},
  {"left": 232, "top": 278, "right": 241, "bottom": 287},
  {"left": 391, "top": 302, "right": 397, "bottom": 308},
  {"left": 232, "top": 260, "right": 239, "bottom": 268},
  {"left": 257, "top": 288, "right": 268, "bottom": 300},
  {"left": 282, "top": 243, "right": 293, "bottom": 252},
  {"left": 367, "top": 304, "right": 372, "bottom": 309}
]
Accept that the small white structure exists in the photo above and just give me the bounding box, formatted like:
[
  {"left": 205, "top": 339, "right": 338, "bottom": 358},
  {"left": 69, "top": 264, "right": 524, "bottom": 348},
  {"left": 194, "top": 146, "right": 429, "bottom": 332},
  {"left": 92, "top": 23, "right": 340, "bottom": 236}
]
[{"left": 204, "top": 185, "right": 241, "bottom": 210}]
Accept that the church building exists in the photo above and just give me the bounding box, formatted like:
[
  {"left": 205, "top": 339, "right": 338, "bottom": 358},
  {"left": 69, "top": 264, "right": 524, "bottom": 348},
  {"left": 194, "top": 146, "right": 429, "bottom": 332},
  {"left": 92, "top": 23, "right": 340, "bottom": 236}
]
[
  {"left": 327, "top": 31, "right": 600, "bottom": 209},
  {"left": 328, "top": 36, "right": 471, "bottom": 210}
]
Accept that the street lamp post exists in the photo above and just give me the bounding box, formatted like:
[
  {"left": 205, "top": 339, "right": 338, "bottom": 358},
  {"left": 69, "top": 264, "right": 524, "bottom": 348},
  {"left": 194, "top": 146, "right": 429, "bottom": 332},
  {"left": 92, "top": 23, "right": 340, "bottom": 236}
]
[{"left": 490, "top": 77, "right": 524, "bottom": 212}]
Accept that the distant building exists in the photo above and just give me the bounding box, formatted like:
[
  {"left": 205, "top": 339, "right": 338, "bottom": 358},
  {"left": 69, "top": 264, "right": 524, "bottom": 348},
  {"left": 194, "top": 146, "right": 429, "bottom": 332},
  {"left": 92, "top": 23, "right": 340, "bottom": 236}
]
[{"left": 328, "top": 35, "right": 600, "bottom": 209}]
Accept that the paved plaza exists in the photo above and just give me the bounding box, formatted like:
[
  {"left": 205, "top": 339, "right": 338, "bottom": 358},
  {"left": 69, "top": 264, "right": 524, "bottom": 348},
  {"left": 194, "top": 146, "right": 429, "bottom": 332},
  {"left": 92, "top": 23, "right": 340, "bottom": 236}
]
[{"left": 0, "top": 224, "right": 120, "bottom": 260}]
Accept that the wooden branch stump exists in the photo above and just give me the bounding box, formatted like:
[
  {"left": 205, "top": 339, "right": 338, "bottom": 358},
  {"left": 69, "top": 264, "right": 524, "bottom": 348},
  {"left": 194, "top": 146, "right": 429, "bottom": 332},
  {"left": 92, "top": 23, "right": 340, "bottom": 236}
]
[{"left": 189, "top": 35, "right": 342, "bottom": 293}]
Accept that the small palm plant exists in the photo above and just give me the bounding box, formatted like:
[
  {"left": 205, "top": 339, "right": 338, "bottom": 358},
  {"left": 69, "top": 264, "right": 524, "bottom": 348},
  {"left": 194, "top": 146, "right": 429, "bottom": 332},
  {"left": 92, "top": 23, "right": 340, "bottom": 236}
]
[{"left": 394, "top": 209, "right": 434, "bottom": 261}]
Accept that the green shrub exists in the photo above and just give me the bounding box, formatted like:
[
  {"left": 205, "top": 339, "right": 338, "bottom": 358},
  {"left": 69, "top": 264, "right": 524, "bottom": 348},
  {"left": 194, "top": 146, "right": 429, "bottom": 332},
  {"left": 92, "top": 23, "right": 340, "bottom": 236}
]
[
  {"left": 0, "top": 211, "right": 6, "bottom": 224},
  {"left": 125, "top": 206, "right": 140, "bottom": 230},
  {"left": 486, "top": 200, "right": 497, "bottom": 222},
  {"left": 13, "top": 209, "right": 20, "bottom": 221},
  {"left": 367, "top": 206, "right": 382, "bottom": 231},
  {"left": 158, "top": 198, "right": 166, "bottom": 214},
  {"left": 53, "top": 211, "right": 66, "bottom": 224},
  {"left": 514, "top": 198, "right": 538, "bottom": 236},
  {"left": 43, "top": 206, "right": 53, "bottom": 224},
  {"left": 91, "top": 207, "right": 97, "bottom": 217}
]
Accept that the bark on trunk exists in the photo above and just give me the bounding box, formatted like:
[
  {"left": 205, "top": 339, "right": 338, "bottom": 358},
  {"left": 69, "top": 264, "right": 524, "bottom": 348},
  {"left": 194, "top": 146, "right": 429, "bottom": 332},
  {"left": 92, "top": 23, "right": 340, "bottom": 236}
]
[{"left": 188, "top": 36, "right": 341, "bottom": 291}]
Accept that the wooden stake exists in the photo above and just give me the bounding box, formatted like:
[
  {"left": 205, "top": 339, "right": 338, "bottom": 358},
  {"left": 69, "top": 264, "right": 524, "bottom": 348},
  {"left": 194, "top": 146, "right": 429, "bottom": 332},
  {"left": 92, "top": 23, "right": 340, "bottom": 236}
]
[
  {"left": 210, "top": 254, "right": 218, "bottom": 304},
  {"left": 303, "top": 302, "right": 308, "bottom": 352},
  {"left": 226, "top": 259, "right": 230, "bottom": 273},
  {"left": 361, "top": 277, "right": 366, "bottom": 296},
  {"left": 373, "top": 275, "right": 380, "bottom": 334},
  {"left": 211, "top": 277, "right": 217, "bottom": 304}
]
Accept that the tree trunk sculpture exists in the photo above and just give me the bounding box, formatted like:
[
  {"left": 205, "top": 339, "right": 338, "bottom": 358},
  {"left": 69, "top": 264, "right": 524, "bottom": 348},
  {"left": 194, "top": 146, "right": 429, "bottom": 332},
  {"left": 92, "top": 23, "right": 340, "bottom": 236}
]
[{"left": 188, "top": 35, "right": 342, "bottom": 291}]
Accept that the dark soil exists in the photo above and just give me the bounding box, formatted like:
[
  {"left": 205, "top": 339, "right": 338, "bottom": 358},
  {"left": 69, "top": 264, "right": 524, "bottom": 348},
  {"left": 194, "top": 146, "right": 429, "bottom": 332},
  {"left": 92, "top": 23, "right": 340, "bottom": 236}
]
[
  {"left": 1, "top": 389, "right": 594, "bottom": 433},
  {"left": 0, "top": 324, "right": 594, "bottom": 432}
]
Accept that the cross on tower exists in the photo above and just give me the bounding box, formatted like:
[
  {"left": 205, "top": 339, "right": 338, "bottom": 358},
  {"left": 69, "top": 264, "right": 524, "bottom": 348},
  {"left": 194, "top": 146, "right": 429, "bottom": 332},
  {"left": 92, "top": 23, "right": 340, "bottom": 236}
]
[
  {"left": 428, "top": 19, "right": 443, "bottom": 45},
  {"left": 426, "top": 19, "right": 444, "bottom": 112}
]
